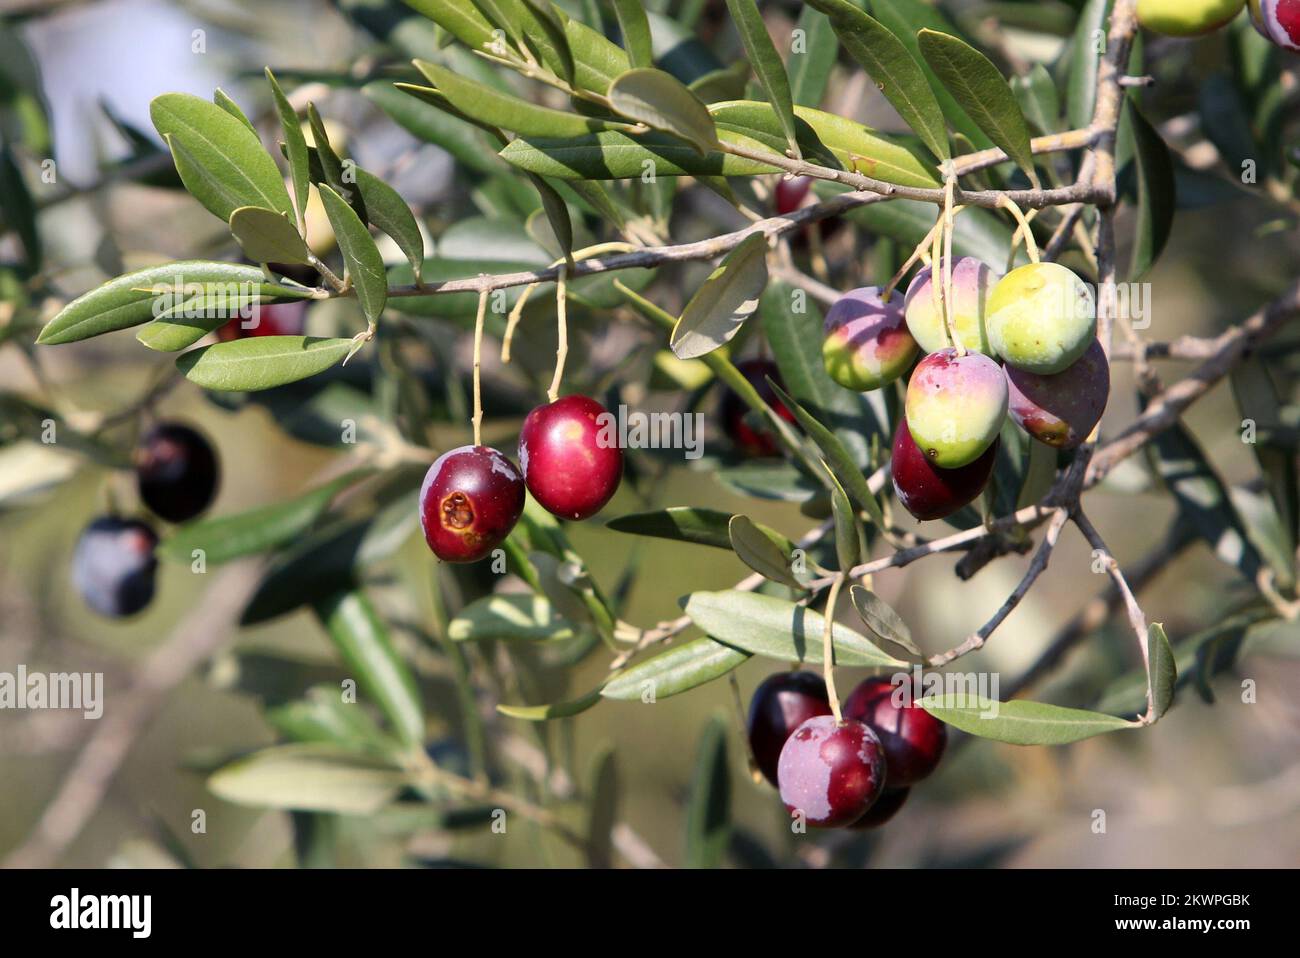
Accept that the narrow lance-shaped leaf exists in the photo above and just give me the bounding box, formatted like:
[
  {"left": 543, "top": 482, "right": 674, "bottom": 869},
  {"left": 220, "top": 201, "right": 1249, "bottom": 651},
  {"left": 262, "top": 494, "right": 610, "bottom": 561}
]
[
  {"left": 402, "top": 0, "right": 497, "bottom": 54},
  {"left": 684, "top": 716, "right": 730, "bottom": 869},
  {"left": 157, "top": 469, "right": 373, "bottom": 566},
  {"left": 725, "top": 0, "right": 800, "bottom": 159},
  {"left": 229, "top": 206, "right": 311, "bottom": 265},
  {"left": 1145, "top": 414, "right": 1262, "bottom": 583},
  {"left": 0, "top": 146, "right": 39, "bottom": 272},
  {"left": 1125, "top": 100, "right": 1175, "bottom": 281},
  {"left": 448, "top": 593, "right": 584, "bottom": 642},
  {"left": 917, "top": 29, "right": 1036, "bottom": 183},
  {"left": 556, "top": 5, "right": 632, "bottom": 94},
  {"left": 319, "top": 184, "right": 388, "bottom": 325},
  {"left": 709, "top": 99, "right": 940, "bottom": 189},
  {"left": 586, "top": 746, "right": 619, "bottom": 869},
  {"left": 866, "top": 0, "right": 993, "bottom": 150},
  {"left": 758, "top": 280, "right": 882, "bottom": 468},
  {"left": 608, "top": 67, "right": 719, "bottom": 155},
  {"left": 610, "top": 0, "right": 653, "bottom": 68},
  {"left": 803, "top": 0, "right": 950, "bottom": 161},
  {"left": 176, "top": 335, "right": 354, "bottom": 392},
  {"left": 266, "top": 67, "right": 310, "bottom": 228},
  {"left": 499, "top": 130, "right": 781, "bottom": 180},
  {"left": 314, "top": 590, "right": 424, "bottom": 748},
  {"left": 921, "top": 696, "right": 1136, "bottom": 745},
  {"left": 307, "top": 103, "right": 367, "bottom": 222},
  {"left": 364, "top": 80, "right": 500, "bottom": 175},
  {"left": 296, "top": 144, "right": 424, "bottom": 283},
  {"left": 208, "top": 744, "right": 408, "bottom": 814},
  {"left": 1148, "top": 622, "right": 1176, "bottom": 721},
  {"left": 36, "top": 261, "right": 314, "bottom": 345},
  {"left": 1012, "top": 63, "right": 1061, "bottom": 136},
  {"left": 413, "top": 59, "right": 629, "bottom": 138},
  {"left": 849, "top": 585, "right": 921, "bottom": 658},
  {"left": 213, "top": 88, "right": 256, "bottom": 133},
  {"left": 728, "top": 515, "right": 806, "bottom": 589},
  {"left": 601, "top": 637, "right": 750, "bottom": 701},
  {"left": 683, "top": 590, "right": 907, "bottom": 667},
  {"left": 606, "top": 507, "right": 738, "bottom": 550},
  {"left": 671, "top": 231, "right": 768, "bottom": 359},
  {"left": 497, "top": 687, "right": 604, "bottom": 721},
  {"left": 767, "top": 379, "right": 886, "bottom": 530},
  {"left": 1067, "top": 0, "right": 1114, "bottom": 129},
  {"left": 789, "top": 4, "right": 837, "bottom": 107},
  {"left": 518, "top": 0, "right": 576, "bottom": 84},
  {"left": 1095, "top": 607, "right": 1270, "bottom": 716},
  {"left": 150, "top": 93, "right": 294, "bottom": 220},
  {"left": 266, "top": 686, "right": 395, "bottom": 751},
  {"left": 824, "top": 464, "right": 861, "bottom": 573},
  {"left": 690, "top": 63, "right": 752, "bottom": 104},
  {"left": 136, "top": 295, "right": 272, "bottom": 353},
  {"left": 1231, "top": 357, "right": 1299, "bottom": 562},
  {"left": 524, "top": 172, "right": 573, "bottom": 257}
]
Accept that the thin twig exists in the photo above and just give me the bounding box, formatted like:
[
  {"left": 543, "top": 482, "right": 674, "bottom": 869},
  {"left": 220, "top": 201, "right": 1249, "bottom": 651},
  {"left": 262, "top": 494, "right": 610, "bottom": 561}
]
[{"left": 926, "top": 508, "right": 1070, "bottom": 666}]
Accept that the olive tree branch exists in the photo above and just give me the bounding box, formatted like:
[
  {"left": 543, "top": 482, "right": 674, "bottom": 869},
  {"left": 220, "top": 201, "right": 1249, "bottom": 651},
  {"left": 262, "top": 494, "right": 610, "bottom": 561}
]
[
  {"left": 1072, "top": 509, "right": 1156, "bottom": 724},
  {"left": 925, "top": 507, "right": 1070, "bottom": 667},
  {"left": 1005, "top": 519, "right": 1199, "bottom": 698}
]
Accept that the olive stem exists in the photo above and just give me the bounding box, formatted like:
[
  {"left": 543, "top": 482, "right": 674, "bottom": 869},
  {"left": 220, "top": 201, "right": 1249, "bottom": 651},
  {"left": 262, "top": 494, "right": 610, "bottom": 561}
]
[
  {"left": 546, "top": 262, "right": 570, "bottom": 404},
  {"left": 502, "top": 243, "right": 634, "bottom": 363},
  {"left": 882, "top": 215, "right": 945, "bottom": 303},
  {"left": 942, "top": 168, "right": 963, "bottom": 355},
  {"left": 822, "top": 573, "right": 846, "bottom": 723},
  {"left": 728, "top": 673, "right": 765, "bottom": 784},
  {"left": 998, "top": 194, "right": 1041, "bottom": 264},
  {"left": 929, "top": 211, "right": 945, "bottom": 346},
  {"left": 471, "top": 286, "right": 487, "bottom": 448}
]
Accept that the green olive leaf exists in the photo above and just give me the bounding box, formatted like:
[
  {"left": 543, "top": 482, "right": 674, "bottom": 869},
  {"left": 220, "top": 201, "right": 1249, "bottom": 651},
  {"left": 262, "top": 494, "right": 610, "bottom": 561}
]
[
  {"left": 728, "top": 515, "right": 807, "bottom": 588},
  {"left": 499, "top": 129, "right": 779, "bottom": 179},
  {"left": 314, "top": 590, "right": 425, "bottom": 747},
  {"left": 1148, "top": 622, "right": 1176, "bottom": 721},
  {"left": 709, "top": 100, "right": 939, "bottom": 188},
  {"left": 608, "top": 67, "right": 719, "bottom": 154},
  {"left": 36, "top": 261, "right": 313, "bottom": 345},
  {"left": 916, "top": 29, "right": 1035, "bottom": 183},
  {"left": 803, "top": 0, "right": 950, "bottom": 161},
  {"left": 213, "top": 88, "right": 256, "bottom": 133},
  {"left": 158, "top": 469, "right": 373, "bottom": 565},
  {"left": 670, "top": 231, "right": 768, "bottom": 359},
  {"left": 685, "top": 716, "right": 730, "bottom": 868},
  {"left": 266, "top": 67, "right": 311, "bottom": 227},
  {"left": 610, "top": 0, "right": 653, "bottom": 68},
  {"left": 229, "top": 206, "right": 312, "bottom": 265},
  {"left": 208, "top": 744, "right": 409, "bottom": 814},
  {"left": 176, "top": 335, "right": 354, "bottom": 392},
  {"left": 318, "top": 184, "right": 388, "bottom": 324},
  {"left": 682, "top": 590, "right": 907, "bottom": 667},
  {"left": 920, "top": 696, "right": 1136, "bottom": 745},
  {"left": 724, "top": 0, "right": 800, "bottom": 159},
  {"left": 414, "top": 59, "right": 631, "bottom": 137},
  {"left": 448, "top": 593, "right": 584, "bottom": 642},
  {"left": 150, "top": 92, "right": 293, "bottom": 220},
  {"left": 497, "top": 688, "right": 604, "bottom": 721},
  {"left": 601, "top": 637, "right": 750, "bottom": 701},
  {"left": 849, "top": 585, "right": 921, "bottom": 658}
]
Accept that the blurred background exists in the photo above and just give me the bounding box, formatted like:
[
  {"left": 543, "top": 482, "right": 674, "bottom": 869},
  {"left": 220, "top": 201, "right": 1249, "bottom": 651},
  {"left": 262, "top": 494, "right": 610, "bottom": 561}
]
[{"left": 0, "top": 0, "right": 1298, "bottom": 868}]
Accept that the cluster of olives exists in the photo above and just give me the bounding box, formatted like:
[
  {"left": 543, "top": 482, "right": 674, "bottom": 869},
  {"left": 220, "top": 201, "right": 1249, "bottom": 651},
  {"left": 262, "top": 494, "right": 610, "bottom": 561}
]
[
  {"left": 72, "top": 423, "right": 219, "bottom": 617},
  {"left": 418, "top": 394, "right": 624, "bottom": 563},
  {"left": 1137, "top": 0, "right": 1300, "bottom": 50},
  {"left": 748, "top": 672, "right": 947, "bottom": 828},
  {"left": 820, "top": 258, "right": 1110, "bottom": 521}
]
